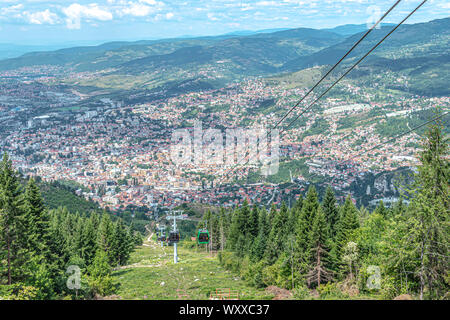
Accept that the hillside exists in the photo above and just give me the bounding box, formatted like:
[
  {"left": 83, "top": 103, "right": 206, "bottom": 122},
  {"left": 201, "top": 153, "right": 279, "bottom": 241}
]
[
  {"left": 1, "top": 19, "right": 447, "bottom": 97},
  {"left": 282, "top": 18, "right": 450, "bottom": 96},
  {"left": 0, "top": 28, "right": 343, "bottom": 74}
]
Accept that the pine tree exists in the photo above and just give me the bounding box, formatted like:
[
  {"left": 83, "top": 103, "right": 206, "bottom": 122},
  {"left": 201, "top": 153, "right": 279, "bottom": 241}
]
[
  {"left": 374, "top": 200, "right": 388, "bottom": 218},
  {"left": 248, "top": 205, "right": 259, "bottom": 240},
  {"left": 227, "top": 200, "right": 250, "bottom": 254},
  {"left": 403, "top": 111, "right": 449, "bottom": 299},
  {"left": 87, "top": 250, "right": 115, "bottom": 297},
  {"left": 111, "top": 219, "right": 130, "bottom": 266},
  {"left": 22, "top": 178, "right": 51, "bottom": 260},
  {"left": 322, "top": 186, "right": 339, "bottom": 237},
  {"left": 294, "top": 186, "right": 320, "bottom": 272},
  {"left": 251, "top": 207, "right": 268, "bottom": 261},
  {"left": 333, "top": 195, "right": 360, "bottom": 275},
  {"left": 265, "top": 202, "right": 289, "bottom": 263},
  {"left": 0, "top": 152, "right": 26, "bottom": 285},
  {"left": 97, "top": 213, "right": 114, "bottom": 264},
  {"left": 306, "top": 206, "right": 333, "bottom": 287}
]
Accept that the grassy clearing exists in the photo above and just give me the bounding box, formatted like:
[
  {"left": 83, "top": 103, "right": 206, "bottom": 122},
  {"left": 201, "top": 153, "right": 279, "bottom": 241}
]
[{"left": 112, "top": 237, "right": 272, "bottom": 300}]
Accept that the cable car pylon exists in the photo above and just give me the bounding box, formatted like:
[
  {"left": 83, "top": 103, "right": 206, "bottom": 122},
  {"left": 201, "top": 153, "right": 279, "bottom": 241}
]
[
  {"left": 157, "top": 225, "right": 166, "bottom": 247},
  {"left": 165, "top": 210, "right": 186, "bottom": 264}
]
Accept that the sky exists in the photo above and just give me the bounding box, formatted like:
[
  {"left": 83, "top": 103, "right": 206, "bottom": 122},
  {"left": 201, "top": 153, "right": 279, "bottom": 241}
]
[{"left": 0, "top": 0, "right": 449, "bottom": 45}]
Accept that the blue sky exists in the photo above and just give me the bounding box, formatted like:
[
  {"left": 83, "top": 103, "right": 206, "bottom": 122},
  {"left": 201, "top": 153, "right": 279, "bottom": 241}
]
[{"left": 0, "top": 0, "right": 448, "bottom": 45}]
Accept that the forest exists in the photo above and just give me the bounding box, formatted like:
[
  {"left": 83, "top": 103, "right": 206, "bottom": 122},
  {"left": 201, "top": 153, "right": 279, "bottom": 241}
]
[
  {"left": 0, "top": 156, "right": 142, "bottom": 299},
  {"left": 196, "top": 117, "right": 449, "bottom": 300}
]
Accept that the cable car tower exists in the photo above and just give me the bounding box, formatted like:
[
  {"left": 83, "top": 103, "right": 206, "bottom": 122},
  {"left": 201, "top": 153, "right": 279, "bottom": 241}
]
[
  {"left": 157, "top": 225, "right": 166, "bottom": 247},
  {"left": 165, "top": 210, "right": 186, "bottom": 264}
]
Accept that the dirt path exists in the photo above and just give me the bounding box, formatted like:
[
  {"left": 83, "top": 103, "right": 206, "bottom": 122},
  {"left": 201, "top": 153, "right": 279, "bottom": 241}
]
[{"left": 115, "top": 224, "right": 168, "bottom": 270}]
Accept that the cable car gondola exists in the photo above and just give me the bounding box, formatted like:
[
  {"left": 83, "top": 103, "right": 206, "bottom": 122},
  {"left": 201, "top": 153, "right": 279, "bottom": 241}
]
[
  {"left": 168, "top": 231, "right": 180, "bottom": 244},
  {"left": 197, "top": 229, "right": 209, "bottom": 244},
  {"left": 157, "top": 232, "right": 166, "bottom": 242}
]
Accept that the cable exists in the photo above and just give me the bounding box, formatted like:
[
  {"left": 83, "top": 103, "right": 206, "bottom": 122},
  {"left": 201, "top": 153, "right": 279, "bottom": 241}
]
[
  {"left": 280, "top": 0, "right": 428, "bottom": 135},
  {"left": 352, "top": 111, "right": 448, "bottom": 158},
  {"left": 327, "top": 111, "right": 448, "bottom": 186},
  {"left": 272, "top": 0, "right": 402, "bottom": 130},
  {"left": 215, "top": 0, "right": 427, "bottom": 185}
]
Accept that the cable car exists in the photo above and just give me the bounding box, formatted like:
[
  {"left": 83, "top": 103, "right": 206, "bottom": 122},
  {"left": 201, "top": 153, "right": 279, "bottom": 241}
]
[
  {"left": 197, "top": 229, "right": 209, "bottom": 244},
  {"left": 157, "top": 231, "right": 166, "bottom": 242},
  {"left": 168, "top": 231, "right": 180, "bottom": 244}
]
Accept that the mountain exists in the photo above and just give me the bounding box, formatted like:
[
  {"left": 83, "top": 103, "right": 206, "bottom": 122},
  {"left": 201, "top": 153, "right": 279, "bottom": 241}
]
[
  {"left": 118, "top": 28, "right": 344, "bottom": 77},
  {"left": 322, "top": 23, "right": 396, "bottom": 36},
  {"left": 0, "top": 28, "right": 343, "bottom": 73},
  {"left": 282, "top": 18, "right": 450, "bottom": 96},
  {"left": 0, "top": 18, "right": 448, "bottom": 96}
]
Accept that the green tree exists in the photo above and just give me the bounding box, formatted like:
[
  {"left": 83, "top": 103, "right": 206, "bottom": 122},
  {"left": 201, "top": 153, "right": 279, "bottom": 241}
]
[
  {"left": 402, "top": 113, "right": 449, "bottom": 299},
  {"left": 333, "top": 196, "right": 360, "bottom": 276},
  {"left": 87, "top": 250, "right": 116, "bottom": 297},
  {"left": 322, "top": 186, "right": 339, "bottom": 237},
  {"left": 306, "top": 206, "right": 333, "bottom": 287},
  {"left": 294, "top": 186, "right": 320, "bottom": 274},
  {"left": 265, "top": 202, "right": 289, "bottom": 264},
  {"left": 0, "top": 153, "right": 26, "bottom": 285}
]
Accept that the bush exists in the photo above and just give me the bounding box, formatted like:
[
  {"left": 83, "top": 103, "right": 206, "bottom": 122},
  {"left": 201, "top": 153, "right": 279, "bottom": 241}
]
[
  {"left": 241, "top": 258, "right": 266, "bottom": 288},
  {"left": 292, "top": 285, "right": 311, "bottom": 299},
  {"left": 218, "top": 251, "right": 241, "bottom": 273},
  {"left": 181, "top": 240, "right": 196, "bottom": 249},
  {"left": 262, "top": 262, "right": 282, "bottom": 287},
  {"left": 317, "top": 282, "right": 346, "bottom": 299},
  {"left": 0, "top": 284, "right": 39, "bottom": 300}
]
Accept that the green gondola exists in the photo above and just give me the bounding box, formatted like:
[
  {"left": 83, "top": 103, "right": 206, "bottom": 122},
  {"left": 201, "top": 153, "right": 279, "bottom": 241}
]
[{"left": 197, "top": 229, "right": 209, "bottom": 244}]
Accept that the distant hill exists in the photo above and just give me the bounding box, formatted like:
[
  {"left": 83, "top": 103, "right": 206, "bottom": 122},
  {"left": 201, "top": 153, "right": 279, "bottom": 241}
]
[
  {"left": 0, "top": 28, "right": 342, "bottom": 73},
  {"left": 0, "top": 18, "right": 448, "bottom": 96},
  {"left": 118, "top": 28, "right": 343, "bottom": 77},
  {"left": 322, "top": 23, "right": 396, "bottom": 36},
  {"left": 282, "top": 18, "right": 450, "bottom": 96}
]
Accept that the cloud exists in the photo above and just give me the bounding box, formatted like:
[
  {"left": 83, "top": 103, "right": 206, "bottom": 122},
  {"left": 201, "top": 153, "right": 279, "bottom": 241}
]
[
  {"left": 119, "top": 0, "right": 164, "bottom": 17},
  {"left": 25, "top": 9, "right": 59, "bottom": 25},
  {"left": 121, "top": 3, "right": 156, "bottom": 17},
  {"left": 0, "top": 3, "right": 23, "bottom": 15},
  {"left": 139, "top": 0, "right": 158, "bottom": 4},
  {"left": 62, "top": 3, "right": 113, "bottom": 29},
  {"left": 207, "top": 12, "right": 219, "bottom": 21}
]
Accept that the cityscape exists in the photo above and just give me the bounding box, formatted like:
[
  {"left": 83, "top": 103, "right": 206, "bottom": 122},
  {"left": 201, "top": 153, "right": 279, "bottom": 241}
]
[{"left": 0, "top": 0, "right": 448, "bottom": 304}]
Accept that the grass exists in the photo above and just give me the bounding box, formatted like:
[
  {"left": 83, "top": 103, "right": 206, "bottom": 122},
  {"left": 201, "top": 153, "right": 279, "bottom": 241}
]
[{"left": 112, "top": 237, "right": 272, "bottom": 300}]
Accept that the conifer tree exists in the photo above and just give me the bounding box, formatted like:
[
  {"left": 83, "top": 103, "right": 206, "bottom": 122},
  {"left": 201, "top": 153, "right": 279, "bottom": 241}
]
[
  {"left": 265, "top": 202, "right": 289, "bottom": 263},
  {"left": 111, "top": 219, "right": 129, "bottom": 266},
  {"left": 248, "top": 205, "right": 259, "bottom": 240},
  {"left": 81, "top": 216, "right": 98, "bottom": 266},
  {"left": 294, "top": 186, "right": 320, "bottom": 271},
  {"left": 251, "top": 207, "right": 268, "bottom": 261},
  {"left": 0, "top": 153, "right": 26, "bottom": 285},
  {"left": 322, "top": 186, "right": 339, "bottom": 237},
  {"left": 333, "top": 196, "right": 360, "bottom": 275},
  {"left": 306, "top": 206, "right": 333, "bottom": 287},
  {"left": 374, "top": 200, "right": 388, "bottom": 218},
  {"left": 23, "top": 178, "right": 51, "bottom": 259},
  {"left": 227, "top": 200, "right": 250, "bottom": 253},
  {"left": 97, "top": 213, "right": 114, "bottom": 263},
  {"left": 403, "top": 112, "right": 449, "bottom": 299}
]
